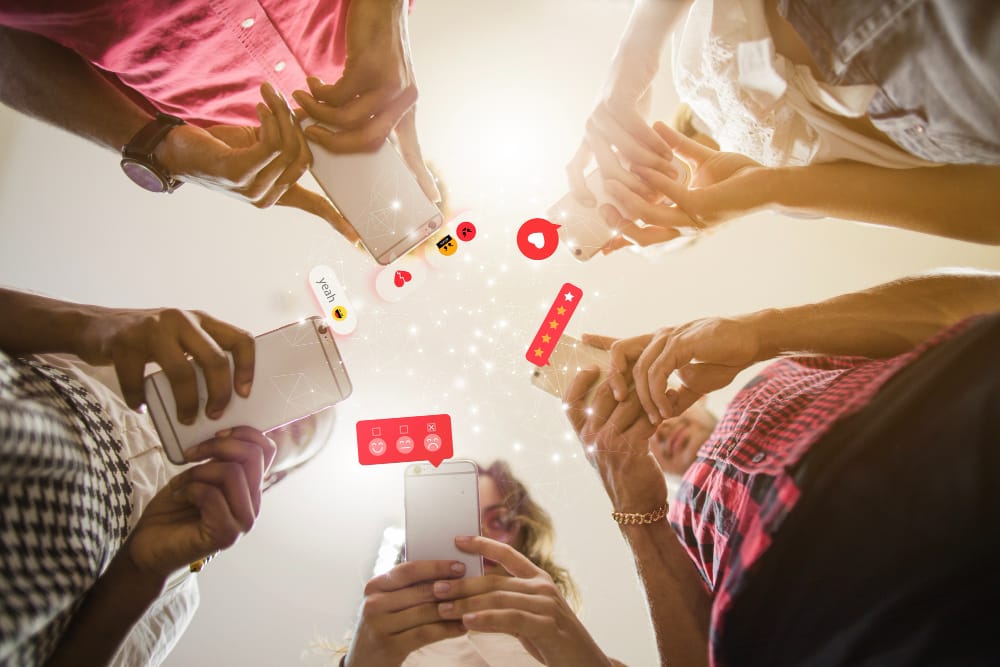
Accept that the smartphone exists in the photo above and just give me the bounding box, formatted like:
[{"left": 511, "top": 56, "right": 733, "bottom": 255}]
[
  {"left": 144, "top": 316, "right": 353, "bottom": 464},
  {"left": 303, "top": 120, "right": 443, "bottom": 265},
  {"left": 549, "top": 161, "right": 691, "bottom": 262},
  {"left": 404, "top": 459, "right": 483, "bottom": 578},
  {"left": 530, "top": 334, "right": 611, "bottom": 400}
]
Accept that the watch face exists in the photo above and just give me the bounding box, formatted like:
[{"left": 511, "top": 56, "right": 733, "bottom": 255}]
[{"left": 121, "top": 159, "right": 168, "bottom": 192}]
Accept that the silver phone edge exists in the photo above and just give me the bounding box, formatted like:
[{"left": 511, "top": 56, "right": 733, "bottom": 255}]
[{"left": 143, "top": 374, "right": 186, "bottom": 465}]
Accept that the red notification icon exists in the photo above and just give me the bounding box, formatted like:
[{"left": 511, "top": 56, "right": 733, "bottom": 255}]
[{"left": 356, "top": 414, "right": 454, "bottom": 467}]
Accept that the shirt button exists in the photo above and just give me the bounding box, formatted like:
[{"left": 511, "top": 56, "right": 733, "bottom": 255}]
[
  {"left": 274, "top": 61, "right": 286, "bottom": 72},
  {"left": 240, "top": 17, "right": 255, "bottom": 29},
  {"left": 752, "top": 452, "right": 766, "bottom": 463}
]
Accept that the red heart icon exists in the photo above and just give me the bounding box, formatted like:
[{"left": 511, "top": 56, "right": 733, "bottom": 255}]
[{"left": 393, "top": 270, "right": 412, "bottom": 288}]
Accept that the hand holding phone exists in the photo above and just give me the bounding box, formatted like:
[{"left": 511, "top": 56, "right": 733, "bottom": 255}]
[
  {"left": 404, "top": 460, "right": 483, "bottom": 578},
  {"left": 530, "top": 334, "right": 611, "bottom": 401},
  {"left": 144, "top": 316, "right": 352, "bottom": 464}
]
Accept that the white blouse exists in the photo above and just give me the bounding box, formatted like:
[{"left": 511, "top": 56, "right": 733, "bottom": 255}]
[{"left": 672, "top": 0, "right": 933, "bottom": 168}]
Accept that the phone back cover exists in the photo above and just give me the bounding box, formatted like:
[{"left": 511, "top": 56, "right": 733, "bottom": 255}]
[{"left": 405, "top": 461, "right": 483, "bottom": 577}]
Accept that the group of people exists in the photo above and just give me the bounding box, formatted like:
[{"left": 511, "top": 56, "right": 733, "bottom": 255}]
[{"left": 1, "top": 0, "right": 998, "bottom": 665}]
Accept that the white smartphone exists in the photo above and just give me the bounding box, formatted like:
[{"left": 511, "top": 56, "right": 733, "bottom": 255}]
[
  {"left": 404, "top": 459, "right": 483, "bottom": 578},
  {"left": 144, "top": 316, "right": 353, "bottom": 464},
  {"left": 303, "top": 120, "right": 443, "bottom": 265},
  {"left": 549, "top": 162, "right": 691, "bottom": 262},
  {"left": 530, "top": 334, "right": 611, "bottom": 400}
]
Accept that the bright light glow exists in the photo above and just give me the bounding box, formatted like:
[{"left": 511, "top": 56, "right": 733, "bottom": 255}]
[
  {"left": 391, "top": 200, "right": 401, "bottom": 210},
  {"left": 513, "top": 442, "right": 522, "bottom": 451},
  {"left": 551, "top": 453, "right": 561, "bottom": 463}
]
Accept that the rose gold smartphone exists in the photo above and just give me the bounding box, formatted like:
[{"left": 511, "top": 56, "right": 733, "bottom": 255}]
[
  {"left": 530, "top": 334, "right": 611, "bottom": 400},
  {"left": 303, "top": 120, "right": 443, "bottom": 265},
  {"left": 144, "top": 316, "right": 352, "bottom": 464}
]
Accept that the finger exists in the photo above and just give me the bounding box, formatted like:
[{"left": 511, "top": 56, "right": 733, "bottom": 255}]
[
  {"left": 616, "top": 107, "right": 672, "bottom": 156},
  {"left": 615, "top": 219, "right": 682, "bottom": 248},
  {"left": 150, "top": 340, "right": 200, "bottom": 425},
  {"left": 461, "top": 608, "right": 556, "bottom": 639},
  {"left": 306, "top": 74, "right": 370, "bottom": 110},
  {"left": 172, "top": 316, "right": 231, "bottom": 420},
  {"left": 566, "top": 142, "right": 595, "bottom": 206},
  {"left": 653, "top": 120, "right": 714, "bottom": 164},
  {"left": 432, "top": 572, "right": 549, "bottom": 601},
  {"left": 600, "top": 235, "right": 633, "bottom": 255},
  {"left": 633, "top": 335, "right": 670, "bottom": 423},
  {"left": 607, "top": 333, "right": 653, "bottom": 401},
  {"left": 390, "top": 621, "right": 466, "bottom": 655},
  {"left": 187, "top": 461, "right": 256, "bottom": 530},
  {"left": 115, "top": 350, "right": 151, "bottom": 411},
  {"left": 303, "top": 90, "right": 415, "bottom": 154},
  {"left": 593, "top": 385, "right": 648, "bottom": 440},
  {"left": 362, "top": 582, "right": 441, "bottom": 617},
  {"left": 647, "top": 339, "right": 691, "bottom": 419},
  {"left": 195, "top": 313, "right": 255, "bottom": 399},
  {"left": 394, "top": 107, "right": 441, "bottom": 203},
  {"left": 180, "top": 479, "right": 244, "bottom": 550},
  {"left": 184, "top": 428, "right": 275, "bottom": 514},
  {"left": 604, "top": 180, "right": 699, "bottom": 232},
  {"left": 592, "top": 105, "right": 676, "bottom": 173},
  {"left": 677, "top": 362, "right": 741, "bottom": 396},
  {"left": 439, "top": 590, "right": 559, "bottom": 621},
  {"left": 367, "top": 560, "right": 467, "bottom": 595},
  {"left": 277, "top": 185, "right": 362, "bottom": 244},
  {"left": 631, "top": 165, "right": 692, "bottom": 210},
  {"left": 563, "top": 367, "right": 602, "bottom": 434},
  {"left": 588, "top": 135, "right": 657, "bottom": 199},
  {"left": 453, "top": 536, "right": 539, "bottom": 579},
  {"left": 579, "top": 378, "right": 621, "bottom": 444},
  {"left": 663, "top": 384, "right": 704, "bottom": 419},
  {"left": 580, "top": 333, "right": 617, "bottom": 351},
  {"left": 296, "top": 88, "right": 385, "bottom": 130}
]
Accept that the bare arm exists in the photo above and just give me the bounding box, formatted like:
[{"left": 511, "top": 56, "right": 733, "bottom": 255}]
[
  {"left": 604, "top": 269, "right": 1000, "bottom": 422},
  {"left": 609, "top": 122, "right": 1000, "bottom": 246}
]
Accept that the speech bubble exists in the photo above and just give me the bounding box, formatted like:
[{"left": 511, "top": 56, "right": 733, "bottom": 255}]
[
  {"left": 356, "top": 414, "right": 453, "bottom": 467},
  {"left": 516, "top": 218, "right": 561, "bottom": 261},
  {"left": 309, "top": 265, "right": 358, "bottom": 335},
  {"left": 525, "top": 282, "right": 583, "bottom": 367}
]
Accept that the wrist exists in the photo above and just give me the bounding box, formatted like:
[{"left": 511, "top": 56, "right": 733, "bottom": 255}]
[
  {"left": 744, "top": 307, "right": 793, "bottom": 362},
  {"left": 105, "top": 546, "right": 168, "bottom": 609}
]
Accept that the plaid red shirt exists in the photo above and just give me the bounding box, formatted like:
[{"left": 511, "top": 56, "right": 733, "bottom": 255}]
[{"left": 666, "top": 319, "right": 977, "bottom": 666}]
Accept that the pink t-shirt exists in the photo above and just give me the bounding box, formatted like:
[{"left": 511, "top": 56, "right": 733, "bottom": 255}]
[{"left": 0, "top": 0, "right": 352, "bottom": 126}]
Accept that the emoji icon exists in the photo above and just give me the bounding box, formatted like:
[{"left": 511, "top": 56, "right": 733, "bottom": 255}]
[
  {"left": 369, "top": 438, "right": 387, "bottom": 456},
  {"left": 393, "top": 270, "right": 412, "bottom": 288},
  {"left": 309, "top": 265, "right": 357, "bottom": 335},
  {"left": 436, "top": 234, "right": 458, "bottom": 256},
  {"left": 516, "top": 218, "right": 560, "bottom": 260},
  {"left": 525, "top": 283, "right": 584, "bottom": 367},
  {"left": 375, "top": 258, "right": 427, "bottom": 303},
  {"left": 457, "top": 221, "right": 477, "bottom": 242},
  {"left": 357, "top": 414, "right": 454, "bottom": 466}
]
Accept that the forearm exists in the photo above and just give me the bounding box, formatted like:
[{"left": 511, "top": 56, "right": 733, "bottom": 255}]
[
  {"left": 613, "top": 0, "right": 691, "bottom": 67},
  {"left": 620, "top": 523, "right": 711, "bottom": 666},
  {"left": 750, "top": 269, "right": 1000, "bottom": 360},
  {"left": 0, "top": 288, "right": 108, "bottom": 357},
  {"left": 45, "top": 548, "right": 166, "bottom": 667},
  {"left": 0, "top": 26, "right": 152, "bottom": 151},
  {"left": 767, "top": 162, "right": 1000, "bottom": 244}
]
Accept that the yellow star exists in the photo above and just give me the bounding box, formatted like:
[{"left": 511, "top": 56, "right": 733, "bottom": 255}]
[
  {"left": 541, "top": 334, "right": 551, "bottom": 343},
  {"left": 556, "top": 306, "right": 566, "bottom": 316},
  {"left": 534, "top": 348, "right": 544, "bottom": 357},
  {"left": 548, "top": 320, "right": 559, "bottom": 329}
]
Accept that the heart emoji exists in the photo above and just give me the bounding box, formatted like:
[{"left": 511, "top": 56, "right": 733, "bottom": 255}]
[
  {"left": 527, "top": 232, "right": 545, "bottom": 249},
  {"left": 516, "top": 218, "right": 560, "bottom": 260},
  {"left": 393, "top": 270, "right": 412, "bottom": 288}
]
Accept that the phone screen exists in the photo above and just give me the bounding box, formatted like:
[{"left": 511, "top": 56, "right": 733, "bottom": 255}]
[
  {"left": 404, "top": 460, "right": 483, "bottom": 577},
  {"left": 144, "top": 317, "right": 352, "bottom": 463}
]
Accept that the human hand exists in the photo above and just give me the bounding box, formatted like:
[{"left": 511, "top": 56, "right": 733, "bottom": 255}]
[
  {"left": 564, "top": 366, "right": 665, "bottom": 515},
  {"left": 602, "top": 121, "right": 766, "bottom": 237},
  {"left": 293, "top": 0, "right": 441, "bottom": 203},
  {"left": 344, "top": 560, "right": 467, "bottom": 667},
  {"left": 74, "top": 306, "right": 254, "bottom": 425},
  {"left": 155, "top": 83, "right": 360, "bottom": 243},
  {"left": 124, "top": 427, "right": 276, "bottom": 578},
  {"left": 433, "top": 536, "right": 613, "bottom": 667},
  {"left": 599, "top": 316, "right": 766, "bottom": 424},
  {"left": 567, "top": 45, "right": 674, "bottom": 208}
]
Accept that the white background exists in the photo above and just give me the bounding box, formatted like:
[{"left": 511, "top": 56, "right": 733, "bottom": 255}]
[{"left": 2, "top": 0, "right": 999, "bottom": 665}]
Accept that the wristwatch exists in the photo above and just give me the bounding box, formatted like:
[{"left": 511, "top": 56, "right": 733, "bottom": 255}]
[{"left": 120, "top": 112, "right": 186, "bottom": 193}]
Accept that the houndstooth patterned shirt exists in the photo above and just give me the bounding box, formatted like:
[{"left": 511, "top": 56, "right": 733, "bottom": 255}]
[{"left": 0, "top": 351, "right": 132, "bottom": 666}]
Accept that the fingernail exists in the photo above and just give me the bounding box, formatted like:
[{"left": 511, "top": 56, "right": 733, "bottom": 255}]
[
  {"left": 463, "top": 613, "right": 478, "bottom": 624},
  {"left": 434, "top": 581, "right": 451, "bottom": 595},
  {"left": 207, "top": 407, "right": 223, "bottom": 420},
  {"left": 455, "top": 535, "right": 472, "bottom": 544},
  {"left": 439, "top": 602, "right": 454, "bottom": 613},
  {"left": 291, "top": 90, "right": 305, "bottom": 103},
  {"left": 183, "top": 444, "right": 201, "bottom": 461},
  {"left": 450, "top": 562, "right": 466, "bottom": 574},
  {"left": 216, "top": 428, "right": 233, "bottom": 438},
  {"left": 237, "top": 381, "right": 252, "bottom": 397}
]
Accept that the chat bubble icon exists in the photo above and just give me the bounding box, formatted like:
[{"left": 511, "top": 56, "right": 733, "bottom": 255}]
[
  {"left": 517, "top": 218, "right": 561, "bottom": 261},
  {"left": 356, "top": 414, "right": 453, "bottom": 467},
  {"left": 525, "top": 283, "right": 583, "bottom": 367},
  {"left": 309, "top": 265, "right": 358, "bottom": 335}
]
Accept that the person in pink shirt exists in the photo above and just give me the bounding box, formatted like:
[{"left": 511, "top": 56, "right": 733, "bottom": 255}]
[{"left": 0, "top": 0, "right": 440, "bottom": 243}]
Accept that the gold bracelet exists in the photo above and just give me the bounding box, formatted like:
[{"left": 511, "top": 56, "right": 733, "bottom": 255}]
[
  {"left": 612, "top": 503, "right": 668, "bottom": 525},
  {"left": 189, "top": 551, "right": 219, "bottom": 573}
]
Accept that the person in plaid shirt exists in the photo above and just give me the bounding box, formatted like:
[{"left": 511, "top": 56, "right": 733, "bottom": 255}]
[{"left": 565, "top": 268, "right": 1000, "bottom": 666}]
